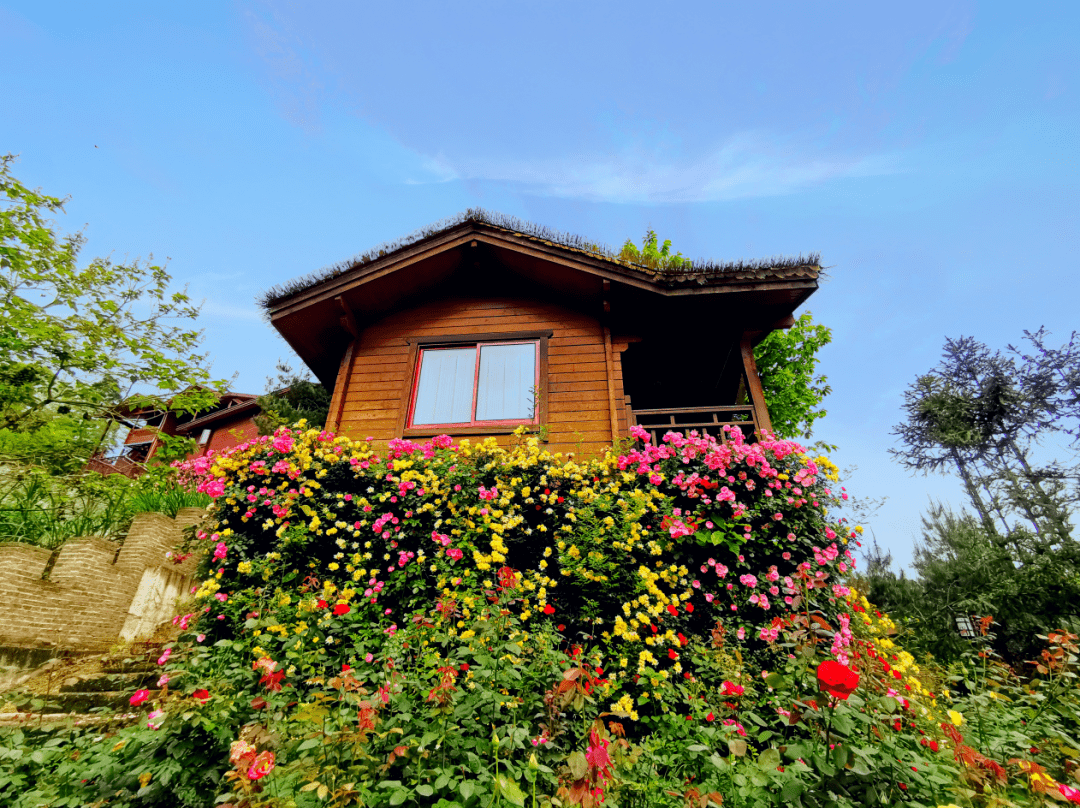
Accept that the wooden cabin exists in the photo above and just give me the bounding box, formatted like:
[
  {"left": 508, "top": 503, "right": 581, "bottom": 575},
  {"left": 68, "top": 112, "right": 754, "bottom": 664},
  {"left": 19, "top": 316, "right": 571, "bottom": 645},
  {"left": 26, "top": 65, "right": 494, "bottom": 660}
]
[
  {"left": 87, "top": 392, "right": 261, "bottom": 477},
  {"left": 262, "top": 212, "right": 819, "bottom": 457}
]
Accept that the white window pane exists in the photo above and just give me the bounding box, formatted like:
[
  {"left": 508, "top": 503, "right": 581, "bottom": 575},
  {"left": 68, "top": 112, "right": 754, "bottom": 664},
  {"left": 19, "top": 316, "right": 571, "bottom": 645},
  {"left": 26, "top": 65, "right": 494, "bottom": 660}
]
[
  {"left": 475, "top": 343, "right": 536, "bottom": 421},
  {"left": 412, "top": 348, "right": 475, "bottom": 425}
]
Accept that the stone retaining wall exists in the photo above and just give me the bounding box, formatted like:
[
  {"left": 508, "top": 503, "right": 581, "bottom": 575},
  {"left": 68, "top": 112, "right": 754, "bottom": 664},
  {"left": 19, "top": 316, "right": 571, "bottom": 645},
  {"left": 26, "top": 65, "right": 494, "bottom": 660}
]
[{"left": 0, "top": 508, "right": 205, "bottom": 653}]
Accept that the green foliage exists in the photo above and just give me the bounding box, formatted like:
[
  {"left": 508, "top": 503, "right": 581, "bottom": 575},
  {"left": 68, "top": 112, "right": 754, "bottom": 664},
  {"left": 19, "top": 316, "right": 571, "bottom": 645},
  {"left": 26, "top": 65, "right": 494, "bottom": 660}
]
[
  {"left": 0, "top": 412, "right": 104, "bottom": 474},
  {"left": 0, "top": 154, "right": 224, "bottom": 446},
  {"left": 0, "top": 466, "right": 134, "bottom": 548},
  {"left": 4, "top": 429, "right": 1080, "bottom": 806},
  {"left": 254, "top": 361, "right": 332, "bottom": 436},
  {"left": 0, "top": 435, "right": 209, "bottom": 549},
  {"left": 617, "top": 229, "right": 692, "bottom": 272},
  {"left": 752, "top": 313, "right": 833, "bottom": 439},
  {"left": 892, "top": 331, "right": 1080, "bottom": 543},
  {"left": 860, "top": 506, "right": 1080, "bottom": 665}
]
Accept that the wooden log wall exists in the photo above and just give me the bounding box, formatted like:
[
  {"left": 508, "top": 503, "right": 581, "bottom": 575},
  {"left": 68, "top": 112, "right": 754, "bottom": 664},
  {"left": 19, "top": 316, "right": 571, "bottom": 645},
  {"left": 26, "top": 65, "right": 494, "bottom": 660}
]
[{"left": 331, "top": 297, "right": 626, "bottom": 458}]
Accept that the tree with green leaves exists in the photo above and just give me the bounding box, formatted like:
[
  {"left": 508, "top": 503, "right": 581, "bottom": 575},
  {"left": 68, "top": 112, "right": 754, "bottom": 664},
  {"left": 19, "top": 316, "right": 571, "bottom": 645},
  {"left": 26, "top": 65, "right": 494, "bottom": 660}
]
[
  {"left": 617, "top": 229, "right": 691, "bottom": 271},
  {"left": 892, "top": 332, "right": 1079, "bottom": 543},
  {"left": 753, "top": 312, "right": 833, "bottom": 439},
  {"left": 0, "top": 155, "right": 224, "bottom": 468},
  {"left": 253, "top": 361, "right": 332, "bottom": 436},
  {"left": 859, "top": 505, "right": 1080, "bottom": 664}
]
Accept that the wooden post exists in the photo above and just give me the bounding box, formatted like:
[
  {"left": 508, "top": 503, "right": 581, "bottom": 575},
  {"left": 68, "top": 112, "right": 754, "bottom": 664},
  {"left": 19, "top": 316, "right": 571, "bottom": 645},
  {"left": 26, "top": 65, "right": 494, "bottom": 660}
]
[
  {"left": 603, "top": 326, "right": 620, "bottom": 444},
  {"left": 739, "top": 334, "right": 773, "bottom": 435},
  {"left": 326, "top": 340, "right": 356, "bottom": 433}
]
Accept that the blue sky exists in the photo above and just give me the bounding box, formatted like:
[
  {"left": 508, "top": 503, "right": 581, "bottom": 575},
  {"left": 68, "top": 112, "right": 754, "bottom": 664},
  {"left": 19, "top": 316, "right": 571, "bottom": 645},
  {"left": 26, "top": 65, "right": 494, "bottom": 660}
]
[{"left": 2, "top": 1, "right": 1077, "bottom": 568}]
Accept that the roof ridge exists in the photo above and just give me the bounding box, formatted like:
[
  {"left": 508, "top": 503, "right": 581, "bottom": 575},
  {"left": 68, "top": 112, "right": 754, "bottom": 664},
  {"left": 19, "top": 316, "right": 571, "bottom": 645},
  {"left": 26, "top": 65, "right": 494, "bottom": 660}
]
[{"left": 257, "top": 209, "right": 820, "bottom": 310}]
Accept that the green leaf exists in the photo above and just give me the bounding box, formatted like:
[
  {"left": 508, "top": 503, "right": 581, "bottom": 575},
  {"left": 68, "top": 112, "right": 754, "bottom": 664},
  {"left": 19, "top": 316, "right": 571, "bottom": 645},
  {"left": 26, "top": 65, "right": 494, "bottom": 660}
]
[
  {"left": 832, "top": 713, "right": 855, "bottom": 736},
  {"left": 497, "top": 776, "right": 526, "bottom": 807},
  {"left": 420, "top": 731, "right": 440, "bottom": 747},
  {"left": 459, "top": 781, "right": 476, "bottom": 800},
  {"left": 757, "top": 748, "right": 781, "bottom": 769},
  {"left": 780, "top": 780, "right": 805, "bottom": 802},
  {"left": 831, "top": 745, "right": 852, "bottom": 768},
  {"left": 388, "top": 790, "right": 409, "bottom": 806},
  {"left": 765, "top": 672, "right": 785, "bottom": 688},
  {"left": 783, "top": 743, "right": 807, "bottom": 760},
  {"left": 567, "top": 750, "right": 588, "bottom": 780},
  {"left": 416, "top": 785, "right": 434, "bottom": 797}
]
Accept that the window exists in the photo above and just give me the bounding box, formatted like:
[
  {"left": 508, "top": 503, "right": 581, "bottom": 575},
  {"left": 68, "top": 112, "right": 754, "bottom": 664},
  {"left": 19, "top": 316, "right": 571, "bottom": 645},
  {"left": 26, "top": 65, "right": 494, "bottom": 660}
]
[{"left": 402, "top": 331, "right": 551, "bottom": 434}]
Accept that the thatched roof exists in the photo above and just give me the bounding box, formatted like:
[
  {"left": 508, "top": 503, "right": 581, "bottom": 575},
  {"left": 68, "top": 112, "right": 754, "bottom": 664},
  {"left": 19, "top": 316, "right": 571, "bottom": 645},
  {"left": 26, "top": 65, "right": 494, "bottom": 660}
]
[{"left": 258, "top": 209, "right": 820, "bottom": 312}]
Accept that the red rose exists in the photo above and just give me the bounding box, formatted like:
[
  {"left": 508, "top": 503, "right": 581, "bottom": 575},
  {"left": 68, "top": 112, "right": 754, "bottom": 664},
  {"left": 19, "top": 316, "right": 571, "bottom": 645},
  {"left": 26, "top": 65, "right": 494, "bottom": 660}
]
[
  {"left": 668, "top": 649, "right": 679, "bottom": 660},
  {"left": 721, "top": 681, "right": 745, "bottom": 697},
  {"left": 459, "top": 663, "right": 469, "bottom": 672},
  {"left": 129, "top": 689, "right": 150, "bottom": 706},
  {"left": 247, "top": 750, "right": 275, "bottom": 781},
  {"left": 815, "top": 660, "right": 860, "bottom": 700},
  {"left": 260, "top": 670, "right": 285, "bottom": 692},
  {"left": 192, "top": 689, "right": 211, "bottom": 704},
  {"left": 317, "top": 599, "right": 328, "bottom": 609},
  {"left": 685, "top": 603, "right": 694, "bottom": 613},
  {"left": 543, "top": 604, "right": 555, "bottom": 615},
  {"left": 667, "top": 605, "right": 678, "bottom": 616},
  {"left": 333, "top": 603, "right": 350, "bottom": 616},
  {"left": 706, "top": 712, "right": 715, "bottom": 721}
]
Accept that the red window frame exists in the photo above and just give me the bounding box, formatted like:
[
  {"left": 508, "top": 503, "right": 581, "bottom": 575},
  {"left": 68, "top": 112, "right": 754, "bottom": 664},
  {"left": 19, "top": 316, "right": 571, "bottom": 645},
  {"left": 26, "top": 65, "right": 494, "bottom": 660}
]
[{"left": 405, "top": 339, "right": 541, "bottom": 430}]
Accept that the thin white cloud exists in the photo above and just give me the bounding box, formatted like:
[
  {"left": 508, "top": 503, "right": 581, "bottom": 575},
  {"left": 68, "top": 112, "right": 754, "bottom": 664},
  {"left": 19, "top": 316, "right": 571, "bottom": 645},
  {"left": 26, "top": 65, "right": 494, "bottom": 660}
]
[
  {"left": 200, "top": 300, "right": 264, "bottom": 322},
  {"left": 412, "top": 133, "right": 900, "bottom": 204}
]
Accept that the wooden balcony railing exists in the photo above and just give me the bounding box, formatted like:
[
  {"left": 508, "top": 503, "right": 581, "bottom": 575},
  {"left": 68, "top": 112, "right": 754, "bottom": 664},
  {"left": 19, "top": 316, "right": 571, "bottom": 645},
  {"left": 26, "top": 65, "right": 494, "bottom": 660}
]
[
  {"left": 85, "top": 454, "right": 146, "bottom": 479},
  {"left": 628, "top": 404, "right": 757, "bottom": 445},
  {"left": 124, "top": 427, "right": 158, "bottom": 446}
]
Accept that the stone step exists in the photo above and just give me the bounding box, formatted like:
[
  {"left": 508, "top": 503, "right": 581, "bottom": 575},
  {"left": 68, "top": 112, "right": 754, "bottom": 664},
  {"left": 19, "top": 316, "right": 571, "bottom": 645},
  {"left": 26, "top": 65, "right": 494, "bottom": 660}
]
[
  {"left": 101, "top": 656, "right": 161, "bottom": 674},
  {"left": 58, "top": 671, "right": 158, "bottom": 693},
  {"left": 25, "top": 689, "right": 162, "bottom": 715},
  {"left": 0, "top": 709, "right": 138, "bottom": 730}
]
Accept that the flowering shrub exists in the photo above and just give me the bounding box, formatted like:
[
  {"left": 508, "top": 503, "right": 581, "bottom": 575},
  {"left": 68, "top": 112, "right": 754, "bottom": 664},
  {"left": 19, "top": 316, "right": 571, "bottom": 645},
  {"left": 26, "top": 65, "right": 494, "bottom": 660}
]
[
  {"left": 183, "top": 423, "right": 858, "bottom": 678},
  {"left": 1, "top": 424, "right": 1077, "bottom": 808}
]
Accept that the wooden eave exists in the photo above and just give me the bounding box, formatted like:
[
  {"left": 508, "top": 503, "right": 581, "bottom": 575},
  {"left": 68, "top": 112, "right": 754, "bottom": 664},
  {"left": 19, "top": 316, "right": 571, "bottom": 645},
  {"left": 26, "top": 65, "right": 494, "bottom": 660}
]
[
  {"left": 267, "top": 221, "right": 819, "bottom": 387},
  {"left": 174, "top": 399, "right": 261, "bottom": 433}
]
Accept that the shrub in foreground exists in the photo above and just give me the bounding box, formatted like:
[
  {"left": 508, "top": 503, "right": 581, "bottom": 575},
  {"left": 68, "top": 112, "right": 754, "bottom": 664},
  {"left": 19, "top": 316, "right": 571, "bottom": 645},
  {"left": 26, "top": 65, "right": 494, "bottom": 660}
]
[{"left": 1, "top": 426, "right": 1077, "bottom": 807}]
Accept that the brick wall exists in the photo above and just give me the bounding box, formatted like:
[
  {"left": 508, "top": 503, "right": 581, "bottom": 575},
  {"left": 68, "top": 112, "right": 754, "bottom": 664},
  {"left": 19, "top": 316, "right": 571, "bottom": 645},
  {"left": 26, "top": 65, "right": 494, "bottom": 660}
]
[
  {"left": 200, "top": 412, "right": 260, "bottom": 456},
  {"left": 0, "top": 508, "right": 205, "bottom": 653}
]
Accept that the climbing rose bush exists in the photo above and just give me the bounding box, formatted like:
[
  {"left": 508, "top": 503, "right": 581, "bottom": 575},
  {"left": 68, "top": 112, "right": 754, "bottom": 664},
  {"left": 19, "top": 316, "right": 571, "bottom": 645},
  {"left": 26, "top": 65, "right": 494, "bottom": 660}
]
[{"left": 184, "top": 423, "right": 861, "bottom": 681}]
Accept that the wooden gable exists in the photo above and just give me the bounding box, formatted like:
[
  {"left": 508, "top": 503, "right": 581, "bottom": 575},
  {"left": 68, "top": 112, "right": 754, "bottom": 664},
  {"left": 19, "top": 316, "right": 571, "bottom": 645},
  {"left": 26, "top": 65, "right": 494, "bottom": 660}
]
[{"left": 265, "top": 217, "right": 819, "bottom": 456}]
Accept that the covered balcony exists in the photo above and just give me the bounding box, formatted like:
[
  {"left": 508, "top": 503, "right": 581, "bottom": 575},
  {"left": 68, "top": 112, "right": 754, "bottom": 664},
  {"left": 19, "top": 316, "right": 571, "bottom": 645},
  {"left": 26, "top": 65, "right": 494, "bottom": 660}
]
[{"left": 620, "top": 332, "right": 773, "bottom": 446}]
